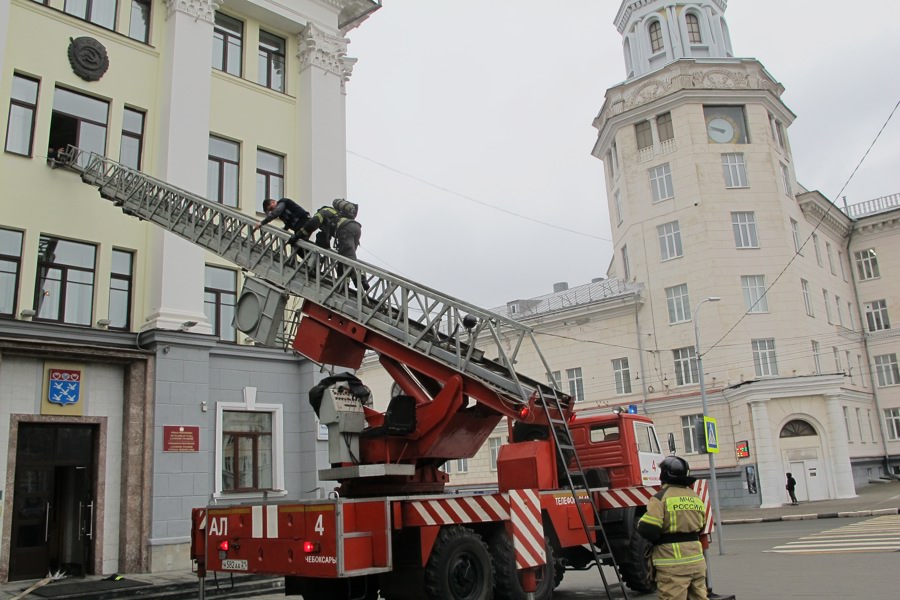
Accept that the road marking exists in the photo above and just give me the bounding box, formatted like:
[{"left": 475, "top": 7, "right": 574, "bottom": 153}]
[{"left": 768, "top": 514, "right": 900, "bottom": 554}]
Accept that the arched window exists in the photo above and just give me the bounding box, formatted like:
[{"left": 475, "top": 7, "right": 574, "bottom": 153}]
[
  {"left": 780, "top": 420, "right": 817, "bottom": 438},
  {"left": 686, "top": 13, "right": 702, "bottom": 44},
  {"left": 649, "top": 21, "right": 663, "bottom": 54}
]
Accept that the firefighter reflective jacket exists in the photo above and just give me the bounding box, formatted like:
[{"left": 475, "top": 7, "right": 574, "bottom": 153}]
[{"left": 636, "top": 484, "right": 707, "bottom": 568}]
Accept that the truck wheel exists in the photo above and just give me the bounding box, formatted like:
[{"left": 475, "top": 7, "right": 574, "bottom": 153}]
[
  {"left": 285, "top": 575, "right": 377, "bottom": 599},
  {"left": 425, "top": 526, "right": 494, "bottom": 600},
  {"left": 618, "top": 522, "right": 656, "bottom": 594},
  {"left": 488, "top": 531, "right": 554, "bottom": 600},
  {"left": 552, "top": 562, "right": 564, "bottom": 589}
]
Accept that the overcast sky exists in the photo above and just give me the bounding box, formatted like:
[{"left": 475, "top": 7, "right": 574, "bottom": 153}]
[{"left": 345, "top": 0, "right": 900, "bottom": 310}]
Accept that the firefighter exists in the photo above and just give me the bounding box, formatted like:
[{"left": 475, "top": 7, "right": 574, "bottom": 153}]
[
  {"left": 637, "top": 455, "right": 708, "bottom": 600},
  {"left": 296, "top": 199, "right": 367, "bottom": 290},
  {"left": 253, "top": 197, "right": 310, "bottom": 239}
]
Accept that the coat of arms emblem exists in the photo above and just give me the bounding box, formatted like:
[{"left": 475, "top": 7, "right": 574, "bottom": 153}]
[{"left": 49, "top": 369, "right": 81, "bottom": 406}]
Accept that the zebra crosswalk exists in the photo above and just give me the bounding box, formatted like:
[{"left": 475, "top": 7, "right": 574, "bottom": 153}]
[{"left": 768, "top": 514, "right": 900, "bottom": 554}]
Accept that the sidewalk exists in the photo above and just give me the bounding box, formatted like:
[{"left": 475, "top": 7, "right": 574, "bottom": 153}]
[{"left": 719, "top": 479, "right": 900, "bottom": 524}]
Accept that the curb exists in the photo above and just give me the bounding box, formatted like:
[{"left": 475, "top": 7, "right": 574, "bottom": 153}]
[{"left": 723, "top": 506, "right": 899, "bottom": 525}]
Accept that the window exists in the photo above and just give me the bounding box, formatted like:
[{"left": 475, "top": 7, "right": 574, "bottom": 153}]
[
  {"left": 846, "top": 351, "right": 853, "bottom": 383},
  {"left": 6, "top": 74, "right": 39, "bottom": 156},
  {"left": 635, "top": 120, "right": 653, "bottom": 150},
  {"left": 780, "top": 420, "right": 816, "bottom": 437},
  {"left": 49, "top": 87, "right": 109, "bottom": 168},
  {"left": 772, "top": 118, "right": 786, "bottom": 149},
  {"left": 567, "top": 367, "right": 584, "bottom": 402},
  {"left": 657, "top": 221, "right": 682, "bottom": 261},
  {"left": 256, "top": 149, "right": 284, "bottom": 206},
  {"left": 657, "top": 112, "right": 674, "bottom": 142},
  {"left": 823, "top": 290, "right": 832, "bottom": 324},
  {"left": 665, "top": 284, "right": 691, "bottom": 324},
  {"left": 34, "top": 236, "right": 96, "bottom": 325},
  {"left": 108, "top": 249, "right": 133, "bottom": 330},
  {"left": 812, "top": 233, "right": 822, "bottom": 266},
  {"left": 685, "top": 13, "right": 702, "bottom": 44},
  {"left": 0, "top": 228, "right": 24, "bottom": 317},
  {"left": 780, "top": 163, "right": 791, "bottom": 197},
  {"left": 681, "top": 414, "right": 704, "bottom": 453},
  {"left": 613, "top": 358, "right": 632, "bottom": 395},
  {"left": 874, "top": 354, "right": 899, "bottom": 387},
  {"left": 609, "top": 141, "right": 619, "bottom": 179},
  {"left": 859, "top": 355, "right": 867, "bottom": 388},
  {"left": 833, "top": 347, "right": 841, "bottom": 372},
  {"left": 854, "top": 249, "right": 880, "bottom": 281},
  {"left": 64, "top": 0, "right": 116, "bottom": 30},
  {"left": 204, "top": 265, "right": 237, "bottom": 342},
  {"left": 649, "top": 163, "right": 674, "bottom": 202},
  {"left": 614, "top": 191, "right": 623, "bottom": 226},
  {"left": 742, "top": 275, "right": 768, "bottom": 313},
  {"left": 887, "top": 409, "right": 900, "bottom": 441},
  {"left": 208, "top": 135, "right": 240, "bottom": 207},
  {"left": 847, "top": 302, "right": 854, "bottom": 330},
  {"left": 838, "top": 251, "right": 847, "bottom": 281},
  {"left": 812, "top": 341, "right": 822, "bottom": 374},
  {"left": 835, "top": 295, "right": 843, "bottom": 326},
  {"left": 258, "top": 31, "right": 286, "bottom": 92},
  {"left": 634, "top": 422, "right": 661, "bottom": 454},
  {"left": 489, "top": 437, "right": 502, "bottom": 470},
  {"left": 455, "top": 458, "right": 469, "bottom": 473},
  {"left": 790, "top": 219, "right": 802, "bottom": 253},
  {"left": 648, "top": 20, "right": 663, "bottom": 53},
  {"left": 752, "top": 339, "right": 778, "bottom": 376},
  {"left": 801, "top": 279, "right": 814, "bottom": 317},
  {"left": 213, "top": 12, "right": 243, "bottom": 77},
  {"left": 673, "top": 347, "right": 698, "bottom": 386},
  {"left": 621, "top": 245, "right": 631, "bottom": 280},
  {"left": 825, "top": 242, "right": 835, "bottom": 274},
  {"left": 865, "top": 300, "right": 891, "bottom": 332},
  {"left": 731, "top": 212, "right": 758, "bottom": 248},
  {"left": 128, "top": 0, "right": 150, "bottom": 43},
  {"left": 868, "top": 409, "right": 876, "bottom": 441},
  {"left": 549, "top": 370, "right": 561, "bottom": 388},
  {"left": 721, "top": 153, "right": 748, "bottom": 188},
  {"left": 216, "top": 397, "right": 284, "bottom": 495},
  {"left": 842, "top": 406, "right": 852, "bottom": 441},
  {"left": 119, "top": 107, "right": 145, "bottom": 170}
]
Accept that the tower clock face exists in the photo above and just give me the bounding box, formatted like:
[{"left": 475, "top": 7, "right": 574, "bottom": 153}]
[{"left": 703, "top": 105, "right": 747, "bottom": 144}]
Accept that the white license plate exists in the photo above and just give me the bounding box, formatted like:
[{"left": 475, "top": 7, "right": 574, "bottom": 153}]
[{"left": 221, "top": 559, "right": 248, "bottom": 571}]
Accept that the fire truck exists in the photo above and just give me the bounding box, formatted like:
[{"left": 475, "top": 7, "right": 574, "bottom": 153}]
[{"left": 58, "top": 149, "right": 711, "bottom": 600}]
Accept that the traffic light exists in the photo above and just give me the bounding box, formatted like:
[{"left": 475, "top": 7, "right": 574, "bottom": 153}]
[{"left": 695, "top": 416, "right": 709, "bottom": 454}]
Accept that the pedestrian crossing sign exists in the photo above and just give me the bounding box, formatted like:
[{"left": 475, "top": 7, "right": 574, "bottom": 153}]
[{"left": 703, "top": 416, "right": 719, "bottom": 453}]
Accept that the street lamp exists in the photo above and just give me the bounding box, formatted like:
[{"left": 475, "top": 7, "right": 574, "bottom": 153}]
[{"left": 694, "top": 296, "right": 725, "bottom": 555}]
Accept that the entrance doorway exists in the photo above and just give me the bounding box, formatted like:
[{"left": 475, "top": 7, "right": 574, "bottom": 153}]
[
  {"left": 788, "top": 458, "right": 827, "bottom": 502},
  {"left": 9, "top": 424, "right": 96, "bottom": 581}
]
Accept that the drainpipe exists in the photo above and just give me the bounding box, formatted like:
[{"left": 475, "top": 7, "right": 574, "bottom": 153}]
[
  {"left": 845, "top": 200, "right": 894, "bottom": 476},
  {"left": 634, "top": 292, "right": 649, "bottom": 414}
]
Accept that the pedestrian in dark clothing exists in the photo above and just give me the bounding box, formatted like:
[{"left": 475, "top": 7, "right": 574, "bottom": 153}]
[
  {"left": 253, "top": 198, "right": 310, "bottom": 243},
  {"left": 786, "top": 473, "right": 798, "bottom": 505}
]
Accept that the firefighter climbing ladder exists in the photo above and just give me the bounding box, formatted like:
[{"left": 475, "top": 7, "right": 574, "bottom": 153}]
[{"left": 59, "top": 147, "right": 625, "bottom": 598}]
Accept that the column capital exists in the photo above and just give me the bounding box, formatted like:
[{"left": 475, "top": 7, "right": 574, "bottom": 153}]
[
  {"left": 165, "top": 0, "right": 218, "bottom": 24},
  {"left": 298, "top": 23, "right": 355, "bottom": 92}
]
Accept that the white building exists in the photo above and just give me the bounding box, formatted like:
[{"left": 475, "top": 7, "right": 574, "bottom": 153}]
[{"left": 0, "top": 0, "right": 379, "bottom": 581}]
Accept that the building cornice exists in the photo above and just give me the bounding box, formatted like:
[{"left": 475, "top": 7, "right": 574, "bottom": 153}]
[
  {"left": 720, "top": 374, "right": 845, "bottom": 404},
  {"left": 797, "top": 191, "right": 853, "bottom": 240},
  {"left": 297, "top": 23, "right": 356, "bottom": 91},
  {"left": 165, "top": 0, "right": 217, "bottom": 23}
]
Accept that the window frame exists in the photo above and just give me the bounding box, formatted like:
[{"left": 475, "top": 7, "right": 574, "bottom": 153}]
[
  {"left": 119, "top": 106, "right": 145, "bottom": 171},
  {"left": 621, "top": 244, "right": 631, "bottom": 280},
  {"left": 128, "top": 0, "right": 151, "bottom": 43},
  {"left": 648, "top": 20, "right": 664, "bottom": 54},
  {"left": 812, "top": 341, "right": 822, "bottom": 374},
  {"left": 680, "top": 414, "right": 704, "bottom": 454},
  {"left": 204, "top": 264, "right": 238, "bottom": 342},
  {"left": 489, "top": 437, "right": 502, "bottom": 471},
  {"left": 665, "top": 283, "right": 691, "bottom": 325},
  {"left": 614, "top": 190, "right": 623, "bottom": 226},
  {"left": 108, "top": 248, "right": 134, "bottom": 330},
  {"left": 613, "top": 358, "right": 632, "bottom": 395},
  {"left": 741, "top": 274, "right": 768, "bottom": 313},
  {"left": 208, "top": 135, "right": 240, "bottom": 207},
  {"left": 213, "top": 12, "right": 244, "bottom": 77},
  {"left": 685, "top": 13, "right": 702, "bottom": 44},
  {"left": 780, "top": 162, "right": 791, "bottom": 197},
  {"left": 874, "top": 354, "right": 899, "bottom": 387},
  {"left": 0, "top": 228, "right": 25, "bottom": 318},
  {"left": 657, "top": 220, "right": 683, "bottom": 262},
  {"left": 801, "top": 279, "right": 814, "bottom": 317},
  {"left": 825, "top": 242, "right": 836, "bottom": 274},
  {"left": 258, "top": 30, "right": 286, "bottom": 92},
  {"left": 885, "top": 408, "right": 900, "bottom": 441},
  {"left": 721, "top": 153, "right": 748, "bottom": 188},
  {"left": 790, "top": 219, "right": 802, "bottom": 254},
  {"left": 673, "top": 347, "right": 698, "bottom": 386},
  {"left": 865, "top": 299, "right": 891, "bottom": 332},
  {"left": 657, "top": 112, "right": 674, "bottom": 142},
  {"left": 566, "top": 367, "right": 584, "bottom": 402},
  {"left": 50, "top": 86, "right": 110, "bottom": 168},
  {"left": 752, "top": 338, "right": 778, "bottom": 377},
  {"left": 64, "top": 0, "right": 117, "bottom": 31},
  {"left": 33, "top": 235, "right": 97, "bottom": 326},
  {"left": 854, "top": 249, "right": 880, "bottom": 281},
  {"left": 731, "top": 211, "right": 758, "bottom": 248},
  {"left": 5, "top": 73, "right": 40, "bottom": 157},
  {"left": 214, "top": 394, "right": 285, "bottom": 498},
  {"left": 812, "top": 233, "right": 822, "bottom": 266},
  {"left": 649, "top": 163, "right": 674, "bottom": 202},
  {"left": 842, "top": 406, "right": 852, "bottom": 441},
  {"left": 256, "top": 148, "right": 285, "bottom": 207},
  {"left": 635, "top": 120, "right": 653, "bottom": 151}
]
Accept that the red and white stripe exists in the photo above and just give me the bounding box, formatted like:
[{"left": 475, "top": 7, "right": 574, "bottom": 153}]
[
  {"left": 597, "top": 486, "right": 657, "bottom": 509},
  {"left": 509, "top": 490, "right": 545, "bottom": 568},
  {"left": 692, "top": 479, "right": 714, "bottom": 534},
  {"left": 406, "top": 494, "right": 510, "bottom": 526}
]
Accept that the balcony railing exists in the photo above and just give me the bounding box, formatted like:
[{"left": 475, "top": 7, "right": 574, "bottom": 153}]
[{"left": 843, "top": 193, "right": 900, "bottom": 218}]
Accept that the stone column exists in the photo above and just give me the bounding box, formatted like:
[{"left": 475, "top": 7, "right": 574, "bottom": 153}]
[
  {"left": 295, "top": 23, "right": 354, "bottom": 209},
  {"left": 823, "top": 394, "right": 857, "bottom": 499},
  {"left": 142, "top": 0, "right": 217, "bottom": 333},
  {"left": 749, "top": 400, "right": 784, "bottom": 508}
]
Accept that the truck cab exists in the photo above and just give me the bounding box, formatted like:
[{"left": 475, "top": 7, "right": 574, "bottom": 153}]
[{"left": 568, "top": 411, "right": 663, "bottom": 489}]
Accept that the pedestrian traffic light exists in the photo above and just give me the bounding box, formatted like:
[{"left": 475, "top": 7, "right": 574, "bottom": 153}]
[{"left": 695, "top": 416, "right": 708, "bottom": 455}]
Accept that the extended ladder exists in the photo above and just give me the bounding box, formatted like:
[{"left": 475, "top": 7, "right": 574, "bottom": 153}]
[
  {"left": 538, "top": 387, "right": 629, "bottom": 599},
  {"left": 57, "top": 148, "right": 567, "bottom": 418}
]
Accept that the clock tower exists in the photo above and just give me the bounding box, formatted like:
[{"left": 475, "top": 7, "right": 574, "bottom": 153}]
[{"left": 592, "top": 0, "right": 861, "bottom": 508}]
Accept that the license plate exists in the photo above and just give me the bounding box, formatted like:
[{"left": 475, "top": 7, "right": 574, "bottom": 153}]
[{"left": 221, "top": 559, "right": 247, "bottom": 571}]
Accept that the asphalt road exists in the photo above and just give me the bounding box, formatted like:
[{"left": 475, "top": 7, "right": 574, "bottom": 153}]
[{"left": 249, "top": 516, "right": 899, "bottom": 599}]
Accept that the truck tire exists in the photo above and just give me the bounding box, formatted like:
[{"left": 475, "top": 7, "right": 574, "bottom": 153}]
[
  {"left": 618, "top": 521, "right": 656, "bottom": 594},
  {"left": 285, "top": 575, "right": 378, "bottom": 599},
  {"left": 488, "top": 531, "right": 555, "bottom": 600},
  {"left": 425, "top": 526, "right": 494, "bottom": 600}
]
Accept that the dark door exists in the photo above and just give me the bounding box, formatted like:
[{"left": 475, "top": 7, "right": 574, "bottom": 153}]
[{"left": 9, "top": 424, "right": 96, "bottom": 581}]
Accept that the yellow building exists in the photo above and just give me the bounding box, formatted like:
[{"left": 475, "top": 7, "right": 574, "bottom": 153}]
[{"left": 0, "top": 0, "right": 379, "bottom": 581}]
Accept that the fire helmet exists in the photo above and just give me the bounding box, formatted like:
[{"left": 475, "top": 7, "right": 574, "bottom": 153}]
[{"left": 659, "top": 455, "right": 690, "bottom": 484}]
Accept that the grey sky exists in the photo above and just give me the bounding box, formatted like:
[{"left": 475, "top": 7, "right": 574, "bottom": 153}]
[{"left": 345, "top": 0, "right": 900, "bottom": 309}]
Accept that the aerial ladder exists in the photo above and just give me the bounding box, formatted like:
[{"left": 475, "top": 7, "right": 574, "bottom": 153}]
[{"left": 56, "top": 147, "right": 630, "bottom": 599}]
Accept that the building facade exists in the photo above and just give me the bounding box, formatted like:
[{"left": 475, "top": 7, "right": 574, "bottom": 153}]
[
  {"left": 356, "top": 0, "right": 900, "bottom": 510},
  {"left": 0, "top": 0, "right": 379, "bottom": 582}
]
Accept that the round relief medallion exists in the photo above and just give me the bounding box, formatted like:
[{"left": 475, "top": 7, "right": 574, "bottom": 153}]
[{"left": 68, "top": 37, "right": 110, "bottom": 82}]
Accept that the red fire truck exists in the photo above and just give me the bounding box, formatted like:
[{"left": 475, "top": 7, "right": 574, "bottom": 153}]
[{"left": 58, "top": 148, "right": 711, "bottom": 600}]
